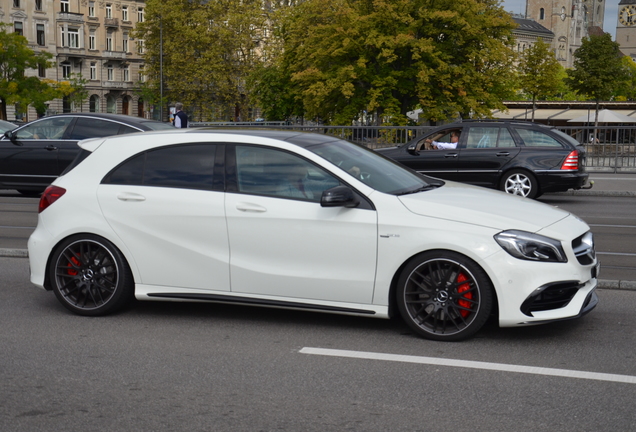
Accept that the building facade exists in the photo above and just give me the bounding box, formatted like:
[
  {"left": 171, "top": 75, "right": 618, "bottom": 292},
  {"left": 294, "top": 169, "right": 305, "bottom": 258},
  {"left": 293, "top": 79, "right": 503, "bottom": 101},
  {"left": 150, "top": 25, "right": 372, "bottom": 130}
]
[
  {"left": 1, "top": 0, "right": 147, "bottom": 122},
  {"left": 616, "top": 0, "right": 636, "bottom": 60},
  {"left": 523, "top": 0, "right": 606, "bottom": 67}
]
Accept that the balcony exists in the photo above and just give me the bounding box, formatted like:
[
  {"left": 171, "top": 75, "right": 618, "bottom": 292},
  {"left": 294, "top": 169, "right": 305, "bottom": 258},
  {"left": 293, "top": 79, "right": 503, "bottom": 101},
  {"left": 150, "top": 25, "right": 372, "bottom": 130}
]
[
  {"left": 57, "top": 47, "right": 86, "bottom": 56},
  {"left": 102, "top": 81, "right": 130, "bottom": 89},
  {"left": 103, "top": 51, "right": 127, "bottom": 59},
  {"left": 105, "top": 18, "right": 119, "bottom": 27},
  {"left": 57, "top": 12, "right": 84, "bottom": 23}
]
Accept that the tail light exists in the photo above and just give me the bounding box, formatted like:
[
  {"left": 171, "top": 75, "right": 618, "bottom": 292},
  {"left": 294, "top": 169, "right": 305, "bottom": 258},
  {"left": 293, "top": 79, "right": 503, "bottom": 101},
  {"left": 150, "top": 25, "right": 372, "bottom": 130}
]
[
  {"left": 560, "top": 150, "right": 579, "bottom": 170},
  {"left": 38, "top": 186, "right": 66, "bottom": 213}
]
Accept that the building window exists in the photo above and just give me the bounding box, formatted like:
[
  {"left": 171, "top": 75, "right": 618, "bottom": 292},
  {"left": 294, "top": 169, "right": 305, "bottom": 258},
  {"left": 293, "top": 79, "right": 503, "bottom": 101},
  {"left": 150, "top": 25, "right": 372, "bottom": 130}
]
[
  {"left": 62, "top": 62, "right": 71, "bottom": 79},
  {"left": 138, "top": 65, "right": 145, "bottom": 82},
  {"left": 123, "top": 66, "right": 130, "bottom": 82},
  {"left": 106, "top": 4, "right": 112, "bottom": 19},
  {"left": 37, "top": 24, "right": 45, "bottom": 45},
  {"left": 89, "top": 30, "right": 96, "bottom": 50},
  {"left": 137, "top": 40, "right": 144, "bottom": 54},
  {"left": 61, "top": 0, "right": 69, "bottom": 12},
  {"left": 90, "top": 95, "right": 100, "bottom": 112},
  {"left": 35, "top": 0, "right": 42, "bottom": 11},
  {"left": 14, "top": 22, "right": 23, "bottom": 36},
  {"left": 106, "top": 95, "right": 116, "bottom": 113},
  {"left": 106, "top": 31, "right": 113, "bottom": 51},
  {"left": 123, "top": 32, "right": 129, "bottom": 52},
  {"left": 88, "top": 1, "right": 95, "bottom": 17},
  {"left": 63, "top": 96, "right": 72, "bottom": 113},
  {"left": 13, "top": 0, "right": 20, "bottom": 8},
  {"left": 38, "top": 64, "right": 46, "bottom": 78},
  {"left": 138, "top": 7, "right": 144, "bottom": 23},
  {"left": 65, "top": 27, "right": 80, "bottom": 48},
  {"left": 540, "top": 8, "right": 545, "bottom": 20},
  {"left": 122, "top": 6, "right": 129, "bottom": 21},
  {"left": 90, "top": 62, "right": 97, "bottom": 80},
  {"left": 107, "top": 65, "right": 114, "bottom": 81}
]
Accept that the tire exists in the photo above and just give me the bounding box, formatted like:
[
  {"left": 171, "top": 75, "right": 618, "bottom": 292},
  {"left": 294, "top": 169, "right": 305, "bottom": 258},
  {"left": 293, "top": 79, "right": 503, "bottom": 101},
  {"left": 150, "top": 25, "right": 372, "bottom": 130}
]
[
  {"left": 500, "top": 169, "right": 539, "bottom": 199},
  {"left": 49, "top": 235, "right": 134, "bottom": 316},
  {"left": 396, "top": 251, "right": 493, "bottom": 341}
]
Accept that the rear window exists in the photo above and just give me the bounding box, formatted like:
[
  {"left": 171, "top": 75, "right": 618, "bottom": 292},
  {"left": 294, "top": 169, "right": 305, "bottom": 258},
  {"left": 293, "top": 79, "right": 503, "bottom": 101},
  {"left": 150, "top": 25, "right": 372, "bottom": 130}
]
[
  {"left": 138, "top": 121, "right": 176, "bottom": 131},
  {"left": 516, "top": 129, "right": 565, "bottom": 148}
]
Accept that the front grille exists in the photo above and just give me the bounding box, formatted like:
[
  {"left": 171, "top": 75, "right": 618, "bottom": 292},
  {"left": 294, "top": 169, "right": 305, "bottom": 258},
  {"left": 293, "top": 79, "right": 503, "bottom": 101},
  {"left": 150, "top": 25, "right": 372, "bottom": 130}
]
[
  {"left": 572, "top": 231, "right": 595, "bottom": 265},
  {"left": 520, "top": 281, "right": 583, "bottom": 316}
]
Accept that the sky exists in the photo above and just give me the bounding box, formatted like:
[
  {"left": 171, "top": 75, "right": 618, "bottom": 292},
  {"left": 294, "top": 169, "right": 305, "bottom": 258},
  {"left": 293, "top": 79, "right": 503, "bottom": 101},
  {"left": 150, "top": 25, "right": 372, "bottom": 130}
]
[{"left": 501, "top": 0, "right": 620, "bottom": 39}]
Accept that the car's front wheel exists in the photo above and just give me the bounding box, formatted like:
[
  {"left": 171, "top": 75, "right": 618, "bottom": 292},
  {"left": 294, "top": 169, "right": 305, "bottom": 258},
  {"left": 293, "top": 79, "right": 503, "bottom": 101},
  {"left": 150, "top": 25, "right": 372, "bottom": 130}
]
[
  {"left": 49, "top": 235, "right": 134, "bottom": 316},
  {"left": 500, "top": 169, "right": 539, "bottom": 198},
  {"left": 396, "top": 251, "right": 493, "bottom": 341}
]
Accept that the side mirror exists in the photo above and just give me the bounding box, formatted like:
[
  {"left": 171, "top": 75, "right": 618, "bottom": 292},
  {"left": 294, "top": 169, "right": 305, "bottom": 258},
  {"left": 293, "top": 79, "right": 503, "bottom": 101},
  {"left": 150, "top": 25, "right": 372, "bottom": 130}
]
[
  {"left": 407, "top": 144, "right": 419, "bottom": 155},
  {"left": 4, "top": 130, "right": 22, "bottom": 146},
  {"left": 321, "top": 185, "right": 359, "bottom": 208}
]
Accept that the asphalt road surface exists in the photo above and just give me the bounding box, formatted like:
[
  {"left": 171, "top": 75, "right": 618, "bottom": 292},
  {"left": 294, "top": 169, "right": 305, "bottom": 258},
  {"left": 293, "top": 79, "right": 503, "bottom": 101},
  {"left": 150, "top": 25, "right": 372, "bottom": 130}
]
[{"left": 2, "top": 256, "right": 636, "bottom": 431}]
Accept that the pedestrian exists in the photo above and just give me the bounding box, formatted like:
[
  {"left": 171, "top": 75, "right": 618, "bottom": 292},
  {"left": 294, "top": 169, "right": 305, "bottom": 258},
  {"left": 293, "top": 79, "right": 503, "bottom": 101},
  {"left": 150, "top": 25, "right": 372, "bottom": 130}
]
[{"left": 173, "top": 102, "right": 188, "bottom": 128}]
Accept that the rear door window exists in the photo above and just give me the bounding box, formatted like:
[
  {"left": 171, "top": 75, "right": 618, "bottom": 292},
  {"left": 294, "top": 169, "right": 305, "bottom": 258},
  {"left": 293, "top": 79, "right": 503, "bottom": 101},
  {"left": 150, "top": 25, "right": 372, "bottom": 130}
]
[{"left": 69, "top": 118, "right": 135, "bottom": 140}]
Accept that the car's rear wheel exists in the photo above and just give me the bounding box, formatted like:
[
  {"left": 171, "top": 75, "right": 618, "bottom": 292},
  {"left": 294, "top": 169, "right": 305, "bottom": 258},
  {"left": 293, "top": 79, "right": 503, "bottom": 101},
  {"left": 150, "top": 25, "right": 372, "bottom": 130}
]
[
  {"left": 500, "top": 169, "right": 539, "bottom": 198},
  {"left": 49, "top": 235, "right": 134, "bottom": 316},
  {"left": 396, "top": 251, "right": 493, "bottom": 341}
]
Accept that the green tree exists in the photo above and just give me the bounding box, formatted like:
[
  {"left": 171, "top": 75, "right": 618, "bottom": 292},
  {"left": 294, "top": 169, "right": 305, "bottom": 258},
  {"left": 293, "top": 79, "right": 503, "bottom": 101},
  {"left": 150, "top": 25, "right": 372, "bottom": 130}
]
[
  {"left": 566, "top": 33, "right": 629, "bottom": 129},
  {"left": 518, "top": 39, "right": 562, "bottom": 122},
  {"left": 135, "top": 0, "right": 267, "bottom": 121},
  {"left": 614, "top": 56, "right": 636, "bottom": 101},
  {"left": 255, "top": 0, "right": 517, "bottom": 125},
  {"left": 0, "top": 24, "right": 55, "bottom": 120},
  {"left": 66, "top": 73, "right": 89, "bottom": 112}
]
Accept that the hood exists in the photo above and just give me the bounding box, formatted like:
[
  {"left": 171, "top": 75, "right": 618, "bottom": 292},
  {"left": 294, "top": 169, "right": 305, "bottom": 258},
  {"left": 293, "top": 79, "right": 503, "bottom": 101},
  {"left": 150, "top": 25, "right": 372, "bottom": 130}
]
[{"left": 398, "top": 181, "right": 570, "bottom": 232}]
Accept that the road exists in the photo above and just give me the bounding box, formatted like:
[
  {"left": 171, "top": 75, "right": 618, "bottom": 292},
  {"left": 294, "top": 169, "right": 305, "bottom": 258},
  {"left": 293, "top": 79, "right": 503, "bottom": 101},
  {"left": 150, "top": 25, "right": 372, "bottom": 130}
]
[{"left": 1, "top": 256, "right": 636, "bottom": 431}]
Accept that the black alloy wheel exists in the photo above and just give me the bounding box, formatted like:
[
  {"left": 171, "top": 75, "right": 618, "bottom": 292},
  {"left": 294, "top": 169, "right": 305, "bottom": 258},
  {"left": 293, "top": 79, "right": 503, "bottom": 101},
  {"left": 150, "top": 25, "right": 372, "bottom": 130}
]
[
  {"left": 49, "top": 235, "right": 134, "bottom": 316},
  {"left": 397, "top": 251, "right": 493, "bottom": 341}
]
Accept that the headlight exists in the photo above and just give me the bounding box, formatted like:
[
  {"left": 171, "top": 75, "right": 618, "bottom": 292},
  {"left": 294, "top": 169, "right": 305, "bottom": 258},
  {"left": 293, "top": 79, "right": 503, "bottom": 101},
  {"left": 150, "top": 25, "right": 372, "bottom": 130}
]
[{"left": 494, "top": 230, "right": 567, "bottom": 263}]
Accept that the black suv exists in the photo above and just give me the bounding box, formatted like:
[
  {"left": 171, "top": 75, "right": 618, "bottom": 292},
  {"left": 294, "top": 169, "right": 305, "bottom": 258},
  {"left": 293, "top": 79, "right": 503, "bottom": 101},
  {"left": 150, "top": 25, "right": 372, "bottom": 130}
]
[{"left": 376, "top": 120, "right": 590, "bottom": 198}]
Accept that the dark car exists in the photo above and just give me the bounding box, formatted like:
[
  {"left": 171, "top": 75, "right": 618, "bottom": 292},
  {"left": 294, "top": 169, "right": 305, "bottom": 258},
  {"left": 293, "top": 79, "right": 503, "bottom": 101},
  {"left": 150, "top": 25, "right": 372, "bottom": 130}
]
[
  {"left": 376, "top": 120, "right": 590, "bottom": 198},
  {"left": 0, "top": 113, "right": 175, "bottom": 195}
]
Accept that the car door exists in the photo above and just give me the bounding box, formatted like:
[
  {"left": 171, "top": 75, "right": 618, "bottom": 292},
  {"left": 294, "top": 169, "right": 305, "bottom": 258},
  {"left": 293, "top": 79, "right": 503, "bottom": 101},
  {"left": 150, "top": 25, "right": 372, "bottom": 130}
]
[
  {"left": 397, "top": 128, "right": 464, "bottom": 180},
  {"left": 225, "top": 144, "right": 378, "bottom": 304},
  {"left": 454, "top": 126, "right": 521, "bottom": 188},
  {"left": 0, "top": 116, "right": 74, "bottom": 189},
  {"left": 97, "top": 143, "right": 230, "bottom": 291}
]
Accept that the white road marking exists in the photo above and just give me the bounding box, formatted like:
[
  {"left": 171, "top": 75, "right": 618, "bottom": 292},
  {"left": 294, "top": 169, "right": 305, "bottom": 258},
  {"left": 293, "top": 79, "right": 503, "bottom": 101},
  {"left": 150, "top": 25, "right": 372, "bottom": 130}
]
[{"left": 300, "top": 347, "right": 636, "bottom": 385}]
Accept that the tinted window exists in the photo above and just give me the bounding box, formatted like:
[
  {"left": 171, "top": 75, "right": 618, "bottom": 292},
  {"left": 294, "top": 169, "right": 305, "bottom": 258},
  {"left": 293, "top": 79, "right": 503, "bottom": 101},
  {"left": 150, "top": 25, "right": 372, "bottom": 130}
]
[
  {"left": 466, "top": 127, "right": 516, "bottom": 149},
  {"left": 15, "top": 117, "right": 73, "bottom": 140},
  {"left": 235, "top": 145, "right": 340, "bottom": 202},
  {"left": 69, "top": 118, "right": 128, "bottom": 140},
  {"left": 118, "top": 124, "right": 138, "bottom": 135},
  {"left": 138, "top": 121, "right": 177, "bottom": 131},
  {"left": 103, "top": 144, "right": 216, "bottom": 190},
  {"left": 516, "top": 129, "right": 564, "bottom": 148}
]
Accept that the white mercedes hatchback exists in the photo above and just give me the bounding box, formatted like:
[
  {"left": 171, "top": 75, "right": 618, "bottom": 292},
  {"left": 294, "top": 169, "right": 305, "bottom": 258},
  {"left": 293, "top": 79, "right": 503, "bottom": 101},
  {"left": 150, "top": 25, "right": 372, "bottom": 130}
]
[{"left": 27, "top": 130, "right": 599, "bottom": 341}]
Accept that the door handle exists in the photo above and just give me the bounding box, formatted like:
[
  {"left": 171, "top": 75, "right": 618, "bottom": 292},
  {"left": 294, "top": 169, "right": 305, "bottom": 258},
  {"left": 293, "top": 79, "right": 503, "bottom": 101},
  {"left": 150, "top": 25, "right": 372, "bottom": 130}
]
[
  {"left": 236, "top": 202, "right": 267, "bottom": 213},
  {"left": 444, "top": 153, "right": 458, "bottom": 158},
  {"left": 117, "top": 192, "right": 146, "bottom": 202},
  {"left": 496, "top": 152, "right": 510, "bottom": 157},
  {"left": 44, "top": 145, "right": 58, "bottom": 151}
]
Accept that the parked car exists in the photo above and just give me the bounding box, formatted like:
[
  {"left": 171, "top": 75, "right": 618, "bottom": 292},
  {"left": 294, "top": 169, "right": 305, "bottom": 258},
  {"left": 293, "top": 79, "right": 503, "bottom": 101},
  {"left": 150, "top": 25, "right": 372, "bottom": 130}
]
[
  {"left": 0, "top": 113, "right": 175, "bottom": 195},
  {"left": 28, "top": 130, "right": 599, "bottom": 341},
  {"left": 0, "top": 119, "right": 18, "bottom": 134},
  {"left": 376, "top": 120, "right": 590, "bottom": 198}
]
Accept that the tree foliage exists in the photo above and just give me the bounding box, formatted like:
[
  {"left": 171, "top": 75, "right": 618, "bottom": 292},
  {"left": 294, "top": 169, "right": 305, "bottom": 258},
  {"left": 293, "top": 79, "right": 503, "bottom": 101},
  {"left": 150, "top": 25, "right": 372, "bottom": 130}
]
[
  {"left": 566, "top": 33, "right": 629, "bottom": 126},
  {"left": 518, "top": 38, "right": 562, "bottom": 121},
  {"left": 250, "top": 0, "right": 517, "bottom": 125},
  {"left": 134, "top": 0, "right": 267, "bottom": 121},
  {"left": 0, "top": 24, "right": 55, "bottom": 120}
]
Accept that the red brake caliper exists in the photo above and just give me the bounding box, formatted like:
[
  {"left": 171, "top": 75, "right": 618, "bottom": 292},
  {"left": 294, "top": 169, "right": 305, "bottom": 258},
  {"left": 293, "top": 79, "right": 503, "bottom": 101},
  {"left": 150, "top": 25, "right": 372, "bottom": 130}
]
[
  {"left": 67, "top": 256, "right": 81, "bottom": 276},
  {"left": 457, "top": 273, "right": 473, "bottom": 318}
]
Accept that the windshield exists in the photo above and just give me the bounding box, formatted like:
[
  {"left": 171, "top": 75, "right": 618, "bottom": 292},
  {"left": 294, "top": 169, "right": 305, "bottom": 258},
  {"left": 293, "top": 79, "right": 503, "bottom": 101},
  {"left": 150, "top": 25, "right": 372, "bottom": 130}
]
[{"left": 305, "top": 139, "right": 441, "bottom": 195}]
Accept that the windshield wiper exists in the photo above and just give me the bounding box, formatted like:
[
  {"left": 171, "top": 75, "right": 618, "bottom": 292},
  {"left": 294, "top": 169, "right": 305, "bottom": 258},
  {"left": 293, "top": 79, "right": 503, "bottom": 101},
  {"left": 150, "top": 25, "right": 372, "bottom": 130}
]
[{"left": 396, "top": 182, "right": 444, "bottom": 195}]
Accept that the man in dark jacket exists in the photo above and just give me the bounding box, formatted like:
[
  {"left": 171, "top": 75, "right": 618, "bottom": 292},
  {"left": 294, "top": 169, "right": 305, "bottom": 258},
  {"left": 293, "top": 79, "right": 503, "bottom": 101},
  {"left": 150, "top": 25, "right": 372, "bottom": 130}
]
[{"left": 174, "top": 102, "right": 188, "bottom": 128}]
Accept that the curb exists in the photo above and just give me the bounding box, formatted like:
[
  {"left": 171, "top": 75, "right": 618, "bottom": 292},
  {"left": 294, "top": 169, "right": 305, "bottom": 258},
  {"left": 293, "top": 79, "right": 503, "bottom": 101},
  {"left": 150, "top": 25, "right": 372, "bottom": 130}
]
[
  {"left": 551, "top": 190, "right": 636, "bottom": 197},
  {"left": 1, "top": 248, "right": 635, "bottom": 291}
]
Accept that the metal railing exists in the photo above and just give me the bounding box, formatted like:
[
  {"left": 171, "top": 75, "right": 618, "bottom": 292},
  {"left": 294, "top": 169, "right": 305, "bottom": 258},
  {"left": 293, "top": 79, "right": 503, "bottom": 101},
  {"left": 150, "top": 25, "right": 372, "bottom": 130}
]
[{"left": 189, "top": 123, "right": 636, "bottom": 172}]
